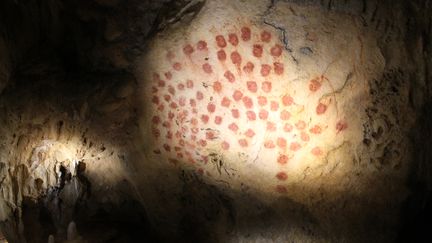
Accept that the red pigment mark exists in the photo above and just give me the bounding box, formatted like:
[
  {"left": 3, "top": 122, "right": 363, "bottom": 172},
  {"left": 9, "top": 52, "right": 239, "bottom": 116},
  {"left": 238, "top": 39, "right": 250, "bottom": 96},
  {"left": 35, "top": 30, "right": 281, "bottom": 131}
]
[
  {"left": 242, "top": 96, "right": 254, "bottom": 108},
  {"left": 271, "top": 44, "right": 282, "bottom": 57},
  {"left": 157, "top": 104, "right": 164, "bottom": 111},
  {"left": 259, "top": 109, "right": 269, "bottom": 120},
  {"left": 243, "top": 62, "right": 255, "bottom": 73},
  {"left": 151, "top": 86, "right": 158, "bottom": 93},
  {"left": 168, "top": 85, "right": 175, "bottom": 95},
  {"left": 175, "top": 131, "right": 182, "bottom": 139},
  {"left": 216, "top": 35, "right": 227, "bottom": 48},
  {"left": 267, "top": 121, "right": 276, "bottom": 131},
  {"left": 300, "top": 132, "right": 310, "bottom": 141},
  {"left": 191, "top": 118, "right": 198, "bottom": 126},
  {"left": 309, "top": 78, "right": 321, "bottom": 92},
  {"left": 231, "top": 51, "right": 242, "bottom": 66},
  {"left": 165, "top": 72, "right": 172, "bottom": 80},
  {"left": 264, "top": 140, "right": 275, "bottom": 148},
  {"left": 189, "top": 99, "right": 196, "bottom": 107},
  {"left": 277, "top": 154, "right": 288, "bottom": 164},
  {"left": 270, "top": 101, "right": 279, "bottom": 111},
  {"left": 311, "top": 146, "right": 323, "bottom": 156},
  {"left": 221, "top": 97, "right": 231, "bottom": 107},
  {"left": 273, "top": 62, "right": 284, "bottom": 75},
  {"left": 201, "top": 115, "right": 209, "bottom": 124},
  {"left": 186, "top": 79, "right": 194, "bottom": 89},
  {"left": 261, "top": 64, "right": 271, "bottom": 77},
  {"left": 336, "top": 120, "right": 348, "bottom": 132},
  {"left": 206, "top": 131, "right": 215, "bottom": 140},
  {"left": 253, "top": 44, "right": 263, "bottom": 58},
  {"left": 163, "top": 143, "right": 171, "bottom": 151},
  {"left": 152, "top": 96, "right": 159, "bottom": 104},
  {"left": 217, "top": 49, "right": 227, "bottom": 61},
  {"left": 276, "top": 172, "right": 288, "bottom": 180},
  {"left": 202, "top": 63, "right": 213, "bottom": 74},
  {"left": 309, "top": 125, "right": 322, "bottom": 134},
  {"left": 191, "top": 127, "right": 199, "bottom": 134},
  {"left": 198, "top": 139, "right": 207, "bottom": 147},
  {"left": 283, "top": 123, "right": 293, "bottom": 132},
  {"left": 231, "top": 109, "right": 240, "bottom": 118},
  {"left": 262, "top": 81, "right": 272, "bottom": 93},
  {"left": 282, "top": 95, "right": 293, "bottom": 106},
  {"left": 213, "top": 81, "right": 222, "bottom": 92},
  {"left": 241, "top": 27, "right": 251, "bottom": 41},
  {"left": 173, "top": 62, "right": 182, "bottom": 71},
  {"left": 316, "top": 103, "right": 327, "bottom": 115},
  {"left": 183, "top": 44, "right": 194, "bottom": 55},
  {"left": 290, "top": 142, "right": 301, "bottom": 151},
  {"left": 233, "top": 90, "right": 243, "bottom": 101},
  {"left": 215, "top": 116, "right": 223, "bottom": 125},
  {"left": 152, "top": 128, "right": 160, "bottom": 137},
  {"left": 158, "top": 79, "right": 165, "bottom": 87},
  {"left": 179, "top": 97, "right": 186, "bottom": 106},
  {"left": 176, "top": 84, "right": 185, "bottom": 92},
  {"left": 261, "top": 30, "right": 271, "bottom": 42},
  {"left": 166, "top": 131, "right": 173, "bottom": 139},
  {"left": 247, "top": 81, "right": 258, "bottom": 93},
  {"left": 196, "top": 91, "right": 204, "bottom": 100},
  {"left": 229, "top": 122, "right": 239, "bottom": 132},
  {"left": 277, "top": 137, "right": 287, "bottom": 148},
  {"left": 153, "top": 149, "right": 161, "bottom": 154},
  {"left": 280, "top": 110, "right": 291, "bottom": 120},
  {"left": 197, "top": 40, "right": 207, "bottom": 50},
  {"left": 166, "top": 51, "right": 175, "bottom": 60},
  {"left": 221, "top": 141, "right": 230, "bottom": 150},
  {"left": 275, "top": 185, "right": 287, "bottom": 194},
  {"left": 224, "top": 71, "right": 235, "bottom": 82},
  {"left": 238, "top": 139, "right": 248, "bottom": 147},
  {"left": 176, "top": 152, "right": 184, "bottom": 158},
  {"left": 245, "top": 129, "right": 255, "bottom": 138},
  {"left": 207, "top": 103, "right": 216, "bottom": 113},
  {"left": 257, "top": 96, "right": 268, "bottom": 106},
  {"left": 168, "top": 112, "right": 175, "bottom": 119},
  {"left": 228, "top": 33, "right": 239, "bottom": 46},
  {"left": 295, "top": 120, "right": 306, "bottom": 130},
  {"left": 174, "top": 146, "right": 182, "bottom": 152},
  {"left": 169, "top": 102, "right": 178, "bottom": 109},
  {"left": 246, "top": 110, "right": 256, "bottom": 121}
]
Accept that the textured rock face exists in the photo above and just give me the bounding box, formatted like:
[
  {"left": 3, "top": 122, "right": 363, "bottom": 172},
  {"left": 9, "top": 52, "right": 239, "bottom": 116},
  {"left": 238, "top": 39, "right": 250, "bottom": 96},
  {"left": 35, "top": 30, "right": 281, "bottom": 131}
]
[{"left": 0, "top": 0, "right": 431, "bottom": 242}]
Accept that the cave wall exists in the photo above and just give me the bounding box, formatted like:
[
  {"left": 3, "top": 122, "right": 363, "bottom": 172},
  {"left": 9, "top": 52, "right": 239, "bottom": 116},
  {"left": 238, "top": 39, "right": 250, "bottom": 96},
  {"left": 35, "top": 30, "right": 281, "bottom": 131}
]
[{"left": 0, "top": 0, "right": 431, "bottom": 242}]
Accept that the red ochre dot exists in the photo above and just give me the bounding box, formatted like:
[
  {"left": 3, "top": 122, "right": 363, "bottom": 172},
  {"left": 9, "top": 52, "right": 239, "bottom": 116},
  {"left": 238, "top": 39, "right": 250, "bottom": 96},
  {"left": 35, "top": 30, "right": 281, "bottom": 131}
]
[
  {"left": 282, "top": 95, "right": 293, "bottom": 106},
  {"left": 253, "top": 44, "right": 263, "bottom": 58},
  {"left": 336, "top": 120, "right": 348, "bottom": 132},
  {"left": 257, "top": 96, "right": 268, "bottom": 106},
  {"left": 163, "top": 143, "right": 171, "bottom": 151},
  {"left": 241, "top": 26, "right": 251, "bottom": 41},
  {"left": 157, "top": 104, "right": 164, "bottom": 111},
  {"left": 165, "top": 72, "right": 172, "bottom": 80},
  {"left": 196, "top": 91, "right": 204, "bottom": 100},
  {"left": 231, "top": 109, "right": 240, "bottom": 118},
  {"left": 169, "top": 102, "right": 178, "bottom": 109},
  {"left": 274, "top": 62, "right": 284, "bottom": 75},
  {"left": 277, "top": 137, "right": 287, "bottom": 148},
  {"left": 152, "top": 115, "right": 161, "bottom": 124},
  {"left": 259, "top": 109, "right": 269, "bottom": 120},
  {"left": 231, "top": 51, "right": 242, "bottom": 66},
  {"left": 186, "top": 79, "right": 194, "bottom": 88},
  {"left": 221, "top": 97, "right": 231, "bottom": 107},
  {"left": 177, "top": 83, "right": 185, "bottom": 91},
  {"left": 271, "top": 44, "right": 282, "bottom": 57},
  {"left": 229, "top": 122, "right": 239, "bottom": 132},
  {"left": 198, "top": 139, "right": 207, "bottom": 147},
  {"left": 283, "top": 123, "right": 293, "bottom": 132},
  {"left": 238, "top": 139, "right": 248, "bottom": 147},
  {"left": 197, "top": 40, "right": 207, "bottom": 50},
  {"left": 276, "top": 172, "right": 288, "bottom": 180},
  {"left": 189, "top": 99, "right": 196, "bottom": 107},
  {"left": 316, "top": 103, "right": 327, "bottom": 115},
  {"left": 166, "top": 131, "right": 173, "bottom": 139},
  {"left": 228, "top": 33, "right": 239, "bottom": 46},
  {"left": 266, "top": 121, "right": 276, "bottom": 131},
  {"left": 152, "top": 96, "right": 159, "bottom": 104},
  {"left": 215, "top": 116, "right": 223, "bottom": 125},
  {"left": 311, "top": 146, "right": 323, "bottom": 156},
  {"left": 152, "top": 128, "right": 160, "bottom": 137},
  {"left": 262, "top": 81, "right": 272, "bottom": 93},
  {"left": 275, "top": 185, "right": 287, "bottom": 194},
  {"left": 280, "top": 110, "right": 291, "bottom": 120},
  {"left": 300, "top": 132, "right": 310, "bottom": 141},
  {"left": 243, "top": 62, "right": 255, "bottom": 73},
  {"left": 309, "top": 78, "right": 321, "bottom": 92},
  {"left": 207, "top": 103, "right": 216, "bottom": 113},
  {"left": 264, "top": 140, "right": 275, "bottom": 149},
  {"left": 246, "top": 110, "right": 256, "bottom": 121},
  {"left": 168, "top": 85, "right": 175, "bottom": 95},
  {"left": 270, "top": 101, "right": 279, "bottom": 111},
  {"left": 261, "top": 30, "right": 271, "bottom": 42},
  {"left": 191, "top": 127, "right": 199, "bottom": 134},
  {"left": 247, "top": 81, "right": 258, "bottom": 92},
  {"left": 191, "top": 118, "right": 198, "bottom": 126},
  {"left": 290, "top": 142, "right": 301, "bottom": 151},
  {"left": 173, "top": 62, "right": 182, "bottom": 71},
  {"left": 224, "top": 70, "right": 235, "bottom": 82},
  {"left": 221, "top": 141, "right": 230, "bottom": 150},
  {"left": 295, "top": 120, "right": 306, "bottom": 130},
  {"left": 168, "top": 111, "right": 174, "bottom": 119},
  {"left": 183, "top": 44, "right": 194, "bottom": 55},
  {"left": 245, "top": 129, "right": 255, "bottom": 138},
  {"left": 206, "top": 131, "right": 215, "bottom": 140},
  {"left": 201, "top": 115, "right": 209, "bottom": 123},
  {"left": 202, "top": 63, "right": 213, "bottom": 74},
  {"left": 158, "top": 79, "right": 165, "bottom": 87},
  {"left": 277, "top": 154, "right": 289, "bottom": 164},
  {"left": 261, "top": 64, "right": 271, "bottom": 77},
  {"left": 217, "top": 49, "right": 227, "bottom": 61},
  {"left": 233, "top": 90, "right": 243, "bottom": 101},
  {"left": 216, "top": 35, "right": 227, "bottom": 48},
  {"left": 242, "top": 96, "right": 254, "bottom": 108},
  {"left": 213, "top": 81, "right": 222, "bottom": 92},
  {"left": 309, "top": 125, "right": 322, "bottom": 134},
  {"left": 178, "top": 97, "right": 186, "bottom": 106}
]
